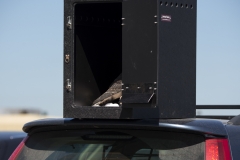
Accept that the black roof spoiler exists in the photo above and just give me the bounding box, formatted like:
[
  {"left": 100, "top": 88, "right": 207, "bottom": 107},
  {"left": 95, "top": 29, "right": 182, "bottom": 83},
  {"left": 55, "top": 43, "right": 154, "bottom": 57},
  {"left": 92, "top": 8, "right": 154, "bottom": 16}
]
[{"left": 23, "top": 118, "right": 228, "bottom": 137}]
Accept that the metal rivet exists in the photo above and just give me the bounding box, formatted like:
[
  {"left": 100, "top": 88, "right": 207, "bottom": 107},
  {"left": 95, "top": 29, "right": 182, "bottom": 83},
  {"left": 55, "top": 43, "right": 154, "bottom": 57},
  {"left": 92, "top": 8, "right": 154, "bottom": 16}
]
[
  {"left": 154, "top": 15, "right": 157, "bottom": 18},
  {"left": 126, "top": 87, "right": 129, "bottom": 89},
  {"left": 149, "top": 87, "right": 152, "bottom": 90},
  {"left": 154, "top": 82, "right": 157, "bottom": 84},
  {"left": 154, "top": 88, "right": 157, "bottom": 90},
  {"left": 137, "top": 87, "right": 140, "bottom": 89}
]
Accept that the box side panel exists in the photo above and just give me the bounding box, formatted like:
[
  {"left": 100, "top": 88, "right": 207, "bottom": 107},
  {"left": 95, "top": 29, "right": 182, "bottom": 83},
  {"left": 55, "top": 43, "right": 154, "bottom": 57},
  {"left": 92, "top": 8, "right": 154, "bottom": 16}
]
[
  {"left": 64, "top": 0, "right": 75, "bottom": 117},
  {"left": 157, "top": 0, "right": 197, "bottom": 118},
  {"left": 122, "top": 0, "right": 158, "bottom": 109},
  {"left": 122, "top": 0, "right": 158, "bottom": 83}
]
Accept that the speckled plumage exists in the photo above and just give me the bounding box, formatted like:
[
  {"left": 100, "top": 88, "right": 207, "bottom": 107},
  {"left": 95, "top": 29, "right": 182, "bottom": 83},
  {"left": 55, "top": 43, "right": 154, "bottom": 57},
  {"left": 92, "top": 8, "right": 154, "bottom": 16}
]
[{"left": 93, "top": 80, "right": 122, "bottom": 106}]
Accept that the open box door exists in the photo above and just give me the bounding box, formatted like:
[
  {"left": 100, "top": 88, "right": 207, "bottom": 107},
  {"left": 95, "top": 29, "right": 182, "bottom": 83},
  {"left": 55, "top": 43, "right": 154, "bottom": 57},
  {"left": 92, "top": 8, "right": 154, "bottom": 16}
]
[{"left": 64, "top": 0, "right": 196, "bottom": 119}]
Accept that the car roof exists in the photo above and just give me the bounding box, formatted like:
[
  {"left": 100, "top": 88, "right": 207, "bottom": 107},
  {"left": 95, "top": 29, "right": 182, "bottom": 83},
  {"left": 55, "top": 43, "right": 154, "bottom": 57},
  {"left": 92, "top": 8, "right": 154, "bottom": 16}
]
[
  {"left": 0, "top": 131, "right": 27, "bottom": 160},
  {"left": 0, "top": 131, "right": 26, "bottom": 141}
]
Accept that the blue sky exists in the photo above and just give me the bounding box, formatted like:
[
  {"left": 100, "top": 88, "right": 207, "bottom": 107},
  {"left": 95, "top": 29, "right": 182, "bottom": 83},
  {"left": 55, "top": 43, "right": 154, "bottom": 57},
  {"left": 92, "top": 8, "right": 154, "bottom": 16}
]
[{"left": 0, "top": 0, "right": 240, "bottom": 117}]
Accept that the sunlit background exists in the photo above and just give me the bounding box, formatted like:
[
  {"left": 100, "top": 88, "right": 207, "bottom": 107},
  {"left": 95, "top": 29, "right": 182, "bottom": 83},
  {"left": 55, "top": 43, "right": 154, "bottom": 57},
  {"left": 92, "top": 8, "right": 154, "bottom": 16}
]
[{"left": 0, "top": 0, "right": 240, "bottom": 126}]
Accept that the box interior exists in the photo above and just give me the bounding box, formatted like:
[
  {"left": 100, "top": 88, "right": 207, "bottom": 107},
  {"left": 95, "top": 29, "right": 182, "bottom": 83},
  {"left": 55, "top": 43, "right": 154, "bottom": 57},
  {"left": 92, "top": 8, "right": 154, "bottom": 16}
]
[{"left": 74, "top": 3, "right": 122, "bottom": 106}]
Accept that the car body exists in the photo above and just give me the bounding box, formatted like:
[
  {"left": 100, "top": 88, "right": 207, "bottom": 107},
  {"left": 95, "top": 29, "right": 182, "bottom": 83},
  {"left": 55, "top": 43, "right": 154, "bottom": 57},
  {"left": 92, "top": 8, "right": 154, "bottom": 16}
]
[
  {"left": 9, "top": 116, "right": 240, "bottom": 160},
  {"left": 0, "top": 131, "right": 26, "bottom": 160}
]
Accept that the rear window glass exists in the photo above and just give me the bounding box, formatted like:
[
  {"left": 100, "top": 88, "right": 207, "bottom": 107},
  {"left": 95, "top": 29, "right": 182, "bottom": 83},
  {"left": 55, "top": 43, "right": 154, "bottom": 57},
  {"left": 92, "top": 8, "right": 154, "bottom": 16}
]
[{"left": 17, "top": 129, "right": 204, "bottom": 160}]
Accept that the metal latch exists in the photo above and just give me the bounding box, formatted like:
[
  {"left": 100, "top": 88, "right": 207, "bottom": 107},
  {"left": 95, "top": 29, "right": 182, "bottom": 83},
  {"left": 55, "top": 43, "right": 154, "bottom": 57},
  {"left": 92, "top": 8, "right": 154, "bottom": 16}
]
[
  {"left": 66, "top": 79, "right": 71, "bottom": 92},
  {"left": 65, "top": 54, "right": 70, "bottom": 63},
  {"left": 122, "top": 82, "right": 157, "bottom": 104},
  {"left": 66, "top": 16, "right": 72, "bottom": 30}
]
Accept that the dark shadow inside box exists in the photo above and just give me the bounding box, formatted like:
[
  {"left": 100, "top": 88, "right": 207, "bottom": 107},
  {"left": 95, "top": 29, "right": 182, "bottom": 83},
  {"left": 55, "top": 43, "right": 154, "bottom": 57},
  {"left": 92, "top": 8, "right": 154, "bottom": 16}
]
[{"left": 74, "top": 2, "right": 122, "bottom": 106}]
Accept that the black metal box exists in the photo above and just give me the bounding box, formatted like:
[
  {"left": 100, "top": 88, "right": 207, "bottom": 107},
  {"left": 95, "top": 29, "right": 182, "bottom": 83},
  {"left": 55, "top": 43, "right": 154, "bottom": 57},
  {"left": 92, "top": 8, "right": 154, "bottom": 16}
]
[{"left": 64, "top": 0, "right": 197, "bottom": 119}]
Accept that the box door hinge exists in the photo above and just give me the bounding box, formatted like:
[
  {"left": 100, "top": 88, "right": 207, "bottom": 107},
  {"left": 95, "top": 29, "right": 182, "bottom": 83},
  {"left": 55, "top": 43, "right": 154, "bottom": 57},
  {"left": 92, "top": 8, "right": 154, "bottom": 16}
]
[
  {"left": 65, "top": 54, "right": 70, "bottom": 63},
  {"left": 66, "top": 16, "right": 72, "bottom": 30},
  {"left": 66, "top": 79, "right": 72, "bottom": 92}
]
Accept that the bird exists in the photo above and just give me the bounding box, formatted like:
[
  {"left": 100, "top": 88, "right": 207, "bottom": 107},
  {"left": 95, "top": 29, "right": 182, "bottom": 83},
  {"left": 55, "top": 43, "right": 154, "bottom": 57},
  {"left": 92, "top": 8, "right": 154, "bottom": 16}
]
[{"left": 93, "top": 75, "right": 122, "bottom": 106}]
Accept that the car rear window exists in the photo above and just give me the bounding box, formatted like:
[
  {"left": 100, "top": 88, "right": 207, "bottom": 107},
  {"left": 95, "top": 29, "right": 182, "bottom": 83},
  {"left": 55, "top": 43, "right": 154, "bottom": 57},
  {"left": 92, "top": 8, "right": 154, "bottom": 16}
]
[{"left": 17, "top": 129, "right": 204, "bottom": 160}]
